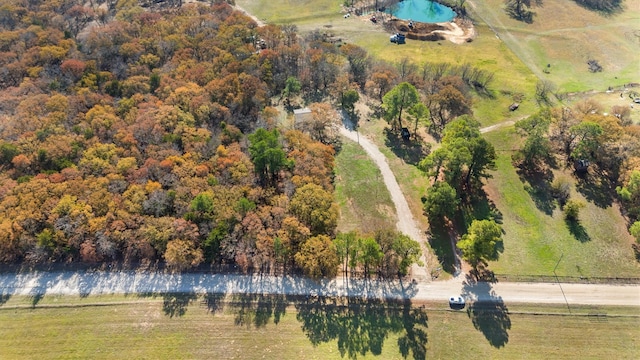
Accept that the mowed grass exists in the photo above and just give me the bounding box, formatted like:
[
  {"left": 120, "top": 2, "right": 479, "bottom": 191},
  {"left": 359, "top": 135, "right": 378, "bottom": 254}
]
[
  {"left": 483, "top": 127, "right": 640, "bottom": 278},
  {"left": 335, "top": 137, "right": 397, "bottom": 233},
  {"left": 0, "top": 295, "right": 638, "bottom": 359},
  {"left": 469, "top": 0, "right": 640, "bottom": 92},
  {"left": 236, "top": 0, "right": 343, "bottom": 25}
]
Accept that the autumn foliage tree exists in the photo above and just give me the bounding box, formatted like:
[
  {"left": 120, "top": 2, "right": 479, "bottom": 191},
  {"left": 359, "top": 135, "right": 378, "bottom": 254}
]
[{"left": 0, "top": 1, "right": 371, "bottom": 279}]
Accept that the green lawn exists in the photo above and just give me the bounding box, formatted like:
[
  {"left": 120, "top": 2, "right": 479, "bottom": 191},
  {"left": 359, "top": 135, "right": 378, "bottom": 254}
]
[
  {"left": 236, "top": 0, "right": 343, "bottom": 25},
  {"left": 335, "top": 138, "right": 397, "bottom": 233},
  {"left": 347, "top": 22, "right": 539, "bottom": 125},
  {"left": 468, "top": 0, "right": 640, "bottom": 92},
  {"left": 1, "top": 295, "right": 638, "bottom": 359},
  {"left": 483, "top": 127, "right": 640, "bottom": 278}
]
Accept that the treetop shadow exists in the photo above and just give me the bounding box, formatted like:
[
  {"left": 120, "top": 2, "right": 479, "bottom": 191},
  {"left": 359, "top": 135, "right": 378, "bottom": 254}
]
[
  {"left": 574, "top": 171, "right": 615, "bottom": 209},
  {"left": 516, "top": 165, "right": 556, "bottom": 215},
  {"left": 383, "top": 128, "right": 432, "bottom": 166},
  {"left": 162, "top": 292, "right": 197, "bottom": 318},
  {"left": 462, "top": 276, "right": 511, "bottom": 348},
  {"left": 566, "top": 218, "right": 591, "bottom": 243},
  {"left": 295, "top": 296, "right": 428, "bottom": 360}
]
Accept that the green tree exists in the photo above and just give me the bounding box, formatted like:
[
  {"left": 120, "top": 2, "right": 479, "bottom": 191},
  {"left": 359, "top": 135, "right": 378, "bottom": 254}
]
[
  {"left": 418, "top": 147, "right": 449, "bottom": 181},
  {"left": 617, "top": 170, "right": 640, "bottom": 219},
  {"left": 421, "top": 116, "right": 496, "bottom": 193},
  {"left": 423, "top": 181, "right": 459, "bottom": 220},
  {"left": 408, "top": 102, "right": 430, "bottom": 136},
  {"left": 334, "top": 231, "right": 358, "bottom": 277},
  {"left": 185, "top": 192, "right": 214, "bottom": 223},
  {"left": 514, "top": 109, "right": 552, "bottom": 167},
  {"left": 630, "top": 221, "right": 640, "bottom": 243},
  {"left": 382, "top": 82, "right": 420, "bottom": 131},
  {"left": 282, "top": 76, "right": 301, "bottom": 107},
  {"left": 388, "top": 232, "right": 422, "bottom": 277},
  {"left": 358, "top": 236, "right": 383, "bottom": 277},
  {"left": 341, "top": 89, "right": 360, "bottom": 116},
  {"left": 295, "top": 235, "right": 340, "bottom": 279},
  {"left": 457, "top": 219, "right": 502, "bottom": 275},
  {"left": 569, "top": 121, "right": 603, "bottom": 161},
  {"left": 367, "top": 231, "right": 425, "bottom": 287},
  {"left": 248, "top": 128, "right": 288, "bottom": 187}
]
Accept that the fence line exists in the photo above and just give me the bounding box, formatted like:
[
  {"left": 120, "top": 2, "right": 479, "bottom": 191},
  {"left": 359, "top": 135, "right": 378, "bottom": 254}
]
[{"left": 493, "top": 273, "right": 640, "bottom": 285}]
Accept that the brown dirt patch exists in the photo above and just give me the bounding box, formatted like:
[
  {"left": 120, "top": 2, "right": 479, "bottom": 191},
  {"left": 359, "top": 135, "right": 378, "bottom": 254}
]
[{"left": 387, "top": 17, "right": 476, "bottom": 44}]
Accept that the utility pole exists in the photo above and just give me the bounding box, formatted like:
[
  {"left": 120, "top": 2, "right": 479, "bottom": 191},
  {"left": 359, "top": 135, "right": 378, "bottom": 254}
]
[{"left": 553, "top": 253, "right": 571, "bottom": 314}]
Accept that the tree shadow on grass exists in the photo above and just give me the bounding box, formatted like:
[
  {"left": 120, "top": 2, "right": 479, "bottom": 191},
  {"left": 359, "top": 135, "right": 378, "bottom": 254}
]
[
  {"left": 462, "top": 274, "right": 511, "bottom": 348},
  {"left": 516, "top": 165, "right": 555, "bottom": 215},
  {"left": 383, "top": 128, "right": 432, "bottom": 166},
  {"left": 0, "top": 293, "right": 10, "bottom": 305},
  {"left": 162, "top": 292, "right": 197, "bottom": 318},
  {"left": 30, "top": 293, "right": 44, "bottom": 308},
  {"left": 459, "top": 192, "right": 504, "bottom": 227},
  {"left": 426, "top": 219, "right": 456, "bottom": 275},
  {"left": 574, "top": 171, "right": 615, "bottom": 209},
  {"left": 295, "top": 295, "right": 428, "bottom": 360},
  {"left": 229, "top": 293, "right": 290, "bottom": 328},
  {"left": 203, "top": 292, "right": 226, "bottom": 314},
  {"left": 566, "top": 218, "right": 591, "bottom": 243}
]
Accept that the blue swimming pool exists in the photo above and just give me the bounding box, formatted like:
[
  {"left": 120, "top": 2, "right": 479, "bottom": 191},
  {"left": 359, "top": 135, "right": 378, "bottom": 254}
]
[{"left": 391, "top": 0, "right": 456, "bottom": 23}]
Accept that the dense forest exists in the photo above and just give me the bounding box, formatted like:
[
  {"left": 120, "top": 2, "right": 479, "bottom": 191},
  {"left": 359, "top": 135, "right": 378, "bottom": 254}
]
[
  {"left": 0, "top": 0, "right": 638, "bottom": 277},
  {"left": 0, "top": 0, "right": 426, "bottom": 277}
]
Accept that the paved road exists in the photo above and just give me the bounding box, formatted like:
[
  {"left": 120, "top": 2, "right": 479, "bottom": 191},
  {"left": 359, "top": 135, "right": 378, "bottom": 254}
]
[{"left": 1, "top": 271, "right": 638, "bottom": 307}]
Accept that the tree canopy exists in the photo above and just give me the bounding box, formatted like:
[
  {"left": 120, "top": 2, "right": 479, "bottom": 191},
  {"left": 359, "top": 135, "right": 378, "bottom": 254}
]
[
  {"left": 382, "top": 82, "right": 421, "bottom": 131},
  {"left": 457, "top": 219, "right": 503, "bottom": 274}
]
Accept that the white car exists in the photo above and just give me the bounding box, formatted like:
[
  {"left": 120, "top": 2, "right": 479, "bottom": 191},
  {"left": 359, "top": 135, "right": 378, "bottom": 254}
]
[{"left": 449, "top": 295, "right": 465, "bottom": 308}]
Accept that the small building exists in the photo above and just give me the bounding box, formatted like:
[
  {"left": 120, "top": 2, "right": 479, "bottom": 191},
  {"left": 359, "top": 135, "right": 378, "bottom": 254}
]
[{"left": 293, "top": 107, "right": 312, "bottom": 128}]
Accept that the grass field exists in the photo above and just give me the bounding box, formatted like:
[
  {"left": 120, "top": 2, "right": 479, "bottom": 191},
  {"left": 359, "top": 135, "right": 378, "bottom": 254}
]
[
  {"left": 0, "top": 294, "right": 638, "bottom": 359},
  {"left": 483, "top": 127, "right": 640, "bottom": 278},
  {"left": 468, "top": 0, "right": 640, "bottom": 92},
  {"left": 236, "top": 0, "right": 343, "bottom": 25},
  {"left": 353, "top": 115, "right": 640, "bottom": 278},
  {"left": 335, "top": 138, "right": 398, "bottom": 233}
]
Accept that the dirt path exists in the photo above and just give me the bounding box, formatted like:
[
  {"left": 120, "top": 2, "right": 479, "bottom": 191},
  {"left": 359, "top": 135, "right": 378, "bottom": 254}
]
[
  {"left": 339, "top": 125, "right": 430, "bottom": 281},
  {"left": 480, "top": 120, "right": 516, "bottom": 133},
  {"left": 2, "top": 271, "right": 638, "bottom": 306},
  {"left": 233, "top": 3, "right": 266, "bottom": 27}
]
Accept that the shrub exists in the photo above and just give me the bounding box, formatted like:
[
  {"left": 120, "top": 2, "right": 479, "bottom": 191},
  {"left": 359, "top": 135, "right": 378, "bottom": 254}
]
[
  {"left": 564, "top": 199, "right": 585, "bottom": 221},
  {"left": 551, "top": 176, "right": 571, "bottom": 206}
]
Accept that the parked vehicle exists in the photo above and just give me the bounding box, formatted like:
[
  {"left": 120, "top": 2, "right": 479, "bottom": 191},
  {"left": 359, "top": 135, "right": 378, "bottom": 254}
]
[
  {"left": 390, "top": 33, "right": 406, "bottom": 44},
  {"left": 449, "top": 295, "right": 465, "bottom": 309}
]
